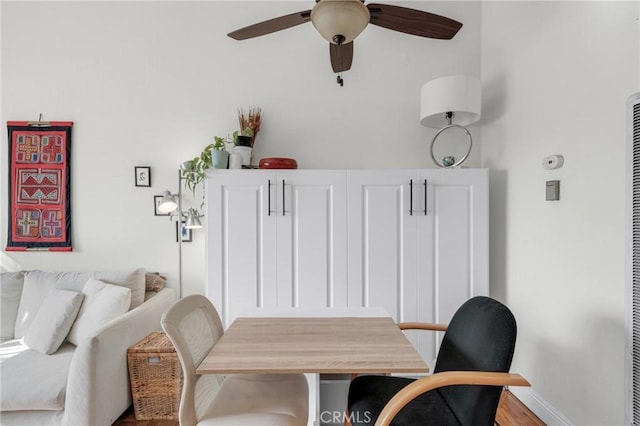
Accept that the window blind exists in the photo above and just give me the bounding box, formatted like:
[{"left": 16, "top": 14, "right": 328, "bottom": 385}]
[{"left": 629, "top": 92, "right": 640, "bottom": 425}]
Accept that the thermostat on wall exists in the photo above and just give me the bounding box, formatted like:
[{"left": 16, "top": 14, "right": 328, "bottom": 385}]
[{"left": 542, "top": 155, "right": 564, "bottom": 170}]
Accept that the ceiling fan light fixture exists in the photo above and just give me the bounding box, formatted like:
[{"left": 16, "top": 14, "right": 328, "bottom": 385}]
[{"left": 311, "top": 0, "right": 370, "bottom": 44}]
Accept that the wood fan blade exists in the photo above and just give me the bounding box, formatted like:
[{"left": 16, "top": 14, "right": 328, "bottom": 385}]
[
  {"left": 228, "top": 10, "right": 312, "bottom": 40},
  {"left": 367, "top": 3, "right": 462, "bottom": 40},
  {"left": 330, "top": 42, "right": 354, "bottom": 73}
]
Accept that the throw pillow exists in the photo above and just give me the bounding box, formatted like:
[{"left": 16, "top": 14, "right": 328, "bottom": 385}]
[
  {"left": 22, "top": 289, "right": 84, "bottom": 355},
  {"left": 1, "top": 271, "right": 24, "bottom": 340},
  {"left": 14, "top": 268, "right": 145, "bottom": 338},
  {"left": 94, "top": 268, "right": 145, "bottom": 310},
  {"left": 145, "top": 272, "right": 166, "bottom": 292},
  {"left": 13, "top": 271, "right": 52, "bottom": 339},
  {"left": 67, "top": 278, "right": 131, "bottom": 346}
]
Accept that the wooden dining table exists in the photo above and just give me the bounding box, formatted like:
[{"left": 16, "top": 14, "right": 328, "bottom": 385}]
[
  {"left": 196, "top": 308, "right": 429, "bottom": 425},
  {"left": 197, "top": 316, "right": 428, "bottom": 375}
]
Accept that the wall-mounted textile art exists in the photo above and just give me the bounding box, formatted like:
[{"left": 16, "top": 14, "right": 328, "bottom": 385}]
[{"left": 6, "top": 122, "right": 73, "bottom": 251}]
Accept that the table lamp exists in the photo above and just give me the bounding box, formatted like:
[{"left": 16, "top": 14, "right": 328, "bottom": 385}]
[{"left": 420, "top": 75, "right": 481, "bottom": 168}]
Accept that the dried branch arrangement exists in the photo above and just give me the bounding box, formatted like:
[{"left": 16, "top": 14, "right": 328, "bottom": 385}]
[{"left": 238, "top": 107, "right": 262, "bottom": 148}]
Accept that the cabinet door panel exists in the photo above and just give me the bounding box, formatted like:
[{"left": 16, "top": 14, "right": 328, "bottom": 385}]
[
  {"left": 417, "top": 169, "right": 489, "bottom": 362},
  {"left": 206, "top": 170, "right": 277, "bottom": 327},
  {"left": 347, "top": 171, "right": 417, "bottom": 325},
  {"left": 277, "top": 171, "right": 348, "bottom": 308},
  {"left": 433, "top": 184, "right": 472, "bottom": 321}
]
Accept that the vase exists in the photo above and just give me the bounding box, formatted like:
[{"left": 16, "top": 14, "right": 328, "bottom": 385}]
[
  {"left": 211, "top": 149, "right": 229, "bottom": 169},
  {"left": 229, "top": 153, "right": 242, "bottom": 169},
  {"left": 234, "top": 146, "right": 252, "bottom": 166}
]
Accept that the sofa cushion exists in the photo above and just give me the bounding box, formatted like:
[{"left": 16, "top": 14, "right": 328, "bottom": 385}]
[
  {"left": 67, "top": 279, "right": 131, "bottom": 346},
  {"left": 14, "top": 269, "right": 145, "bottom": 338},
  {"left": 1, "top": 272, "right": 24, "bottom": 341},
  {"left": 94, "top": 269, "right": 145, "bottom": 309},
  {"left": 0, "top": 340, "right": 75, "bottom": 411},
  {"left": 23, "top": 289, "right": 84, "bottom": 355}
]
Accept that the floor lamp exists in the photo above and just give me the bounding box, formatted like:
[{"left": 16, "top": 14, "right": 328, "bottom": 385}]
[{"left": 157, "top": 169, "right": 202, "bottom": 298}]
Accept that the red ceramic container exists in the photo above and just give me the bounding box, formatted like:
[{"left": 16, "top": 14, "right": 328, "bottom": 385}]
[{"left": 258, "top": 157, "right": 298, "bottom": 169}]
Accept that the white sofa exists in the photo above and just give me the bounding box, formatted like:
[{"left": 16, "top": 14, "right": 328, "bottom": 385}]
[{"left": 0, "top": 269, "right": 177, "bottom": 426}]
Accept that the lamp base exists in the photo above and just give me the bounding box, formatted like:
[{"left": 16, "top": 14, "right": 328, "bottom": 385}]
[{"left": 429, "top": 124, "right": 473, "bottom": 168}]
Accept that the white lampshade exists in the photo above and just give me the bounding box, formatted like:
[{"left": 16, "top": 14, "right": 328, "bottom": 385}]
[
  {"left": 420, "top": 76, "right": 481, "bottom": 128},
  {"left": 185, "top": 209, "right": 202, "bottom": 229},
  {"left": 311, "top": 0, "right": 370, "bottom": 44},
  {"left": 158, "top": 190, "right": 178, "bottom": 213}
]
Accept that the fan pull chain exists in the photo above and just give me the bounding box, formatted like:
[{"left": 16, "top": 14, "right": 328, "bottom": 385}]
[{"left": 336, "top": 73, "right": 344, "bottom": 87}]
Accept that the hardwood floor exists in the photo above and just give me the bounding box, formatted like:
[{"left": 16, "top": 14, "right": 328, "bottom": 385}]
[
  {"left": 113, "top": 389, "right": 545, "bottom": 426},
  {"left": 496, "top": 389, "right": 546, "bottom": 426},
  {"left": 113, "top": 406, "right": 177, "bottom": 426}
]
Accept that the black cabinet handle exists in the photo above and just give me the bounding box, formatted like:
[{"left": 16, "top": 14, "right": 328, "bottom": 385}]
[
  {"left": 424, "top": 179, "right": 428, "bottom": 215},
  {"left": 268, "top": 180, "right": 273, "bottom": 216},
  {"left": 409, "top": 179, "right": 414, "bottom": 216},
  {"left": 282, "top": 179, "right": 286, "bottom": 216}
]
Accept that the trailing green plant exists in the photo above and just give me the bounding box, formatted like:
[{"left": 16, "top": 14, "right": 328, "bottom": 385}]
[
  {"left": 181, "top": 156, "right": 207, "bottom": 195},
  {"left": 181, "top": 127, "right": 254, "bottom": 194},
  {"left": 213, "top": 137, "right": 225, "bottom": 151}
]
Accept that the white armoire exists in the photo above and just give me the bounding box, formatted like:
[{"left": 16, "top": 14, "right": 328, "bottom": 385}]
[{"left": 205, "top": 168, "right": 488, "bottom": 364}]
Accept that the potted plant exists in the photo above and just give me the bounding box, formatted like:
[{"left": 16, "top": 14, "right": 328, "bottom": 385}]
[
  {"left": 180, "top": 138, "right": 222, "bottom": 195},
  {"left": 211, "top": 136, "right": 230, "bottom": 169},
  {"left": 238, "top": 107, "right": 262, "bottom": 149},
  {"left": 232, "top": 127, "right": 254, "bottom": 166},
  {"left": 181, "top": 127, "right": 256, "bottom": 191},
  {"left": 235, "top": 128, "right": 253, "bottom": 147}
]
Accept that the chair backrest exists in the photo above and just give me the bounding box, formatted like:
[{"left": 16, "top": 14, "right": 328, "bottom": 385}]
[
  {"left": 161, "top": 295, "right": 226, "bottom": 426},
  {"left": 433, "top": 296, "right": 517, "bottom": 426}
]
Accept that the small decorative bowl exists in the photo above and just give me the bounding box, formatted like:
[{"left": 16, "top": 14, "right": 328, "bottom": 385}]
[{"left": 258, "top": 157, "right": 298, "bottom": 169}]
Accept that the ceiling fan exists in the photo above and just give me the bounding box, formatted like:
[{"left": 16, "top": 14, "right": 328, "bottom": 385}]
[{"left": 227, "top": 0, "right": 463, "bottom": 86}]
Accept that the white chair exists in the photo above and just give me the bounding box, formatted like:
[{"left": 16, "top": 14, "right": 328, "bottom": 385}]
[{"left": 161, "top": 295, "right": 309, "bottom": 426}]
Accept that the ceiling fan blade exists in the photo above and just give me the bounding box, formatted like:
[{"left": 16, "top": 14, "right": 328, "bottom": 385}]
[
  {"left": 228, "top": 10, "right": 312, "bottom": 40},
  {"left": 330, "top": 42, "right": 354, "bottom": 73},
  {"left": 367, "top": 3, "right": 462, "bottom": 40}
]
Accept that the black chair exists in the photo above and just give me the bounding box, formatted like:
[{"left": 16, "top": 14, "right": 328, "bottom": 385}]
[{"left": 347, "top": 296, "right": 530, "bottom": 426}]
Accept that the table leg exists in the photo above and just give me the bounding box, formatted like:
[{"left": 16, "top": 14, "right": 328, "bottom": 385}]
[{"left": 305, "top": 373, "right": 320, "bottom": 426}]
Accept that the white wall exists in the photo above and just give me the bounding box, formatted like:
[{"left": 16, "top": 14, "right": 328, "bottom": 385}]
[
  {"left": 5, "top": 0, "right": 640, "bottom": 421},
  {"left": 481, "top": 1, "right": 639, "bottom": 424},
  {"left": 0, "top": 1, "right": 481, "bottom": 295},
  {"left": 4, "top": 1, "right": 640, "bottom": 422}
]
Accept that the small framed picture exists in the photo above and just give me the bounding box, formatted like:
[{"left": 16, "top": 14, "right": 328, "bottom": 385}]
[
  {"left": 176, "top": 221, "right": 192, "bottom": 243},
  {"left": 135, "top": 166, "right": 151, "bottom": 187},
  {"left": 154, "top": 195, "right": 170, "bottom": 216}
]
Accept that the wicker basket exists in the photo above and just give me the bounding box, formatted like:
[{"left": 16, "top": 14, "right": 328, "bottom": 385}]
[{"left": 127, "top": 331, "right": 183, "bottom": 420}]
